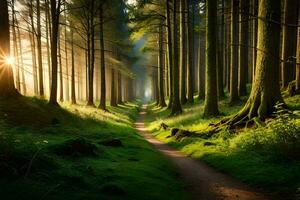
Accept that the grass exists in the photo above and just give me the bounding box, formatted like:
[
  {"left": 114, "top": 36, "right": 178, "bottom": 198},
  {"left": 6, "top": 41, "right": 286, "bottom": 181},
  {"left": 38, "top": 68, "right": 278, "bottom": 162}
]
[
  {"left": 0, "top": 96, "right": 189, "bottom": 200},
  {"left": 145, "top": 95, "right": 300, "bottom": 198}
]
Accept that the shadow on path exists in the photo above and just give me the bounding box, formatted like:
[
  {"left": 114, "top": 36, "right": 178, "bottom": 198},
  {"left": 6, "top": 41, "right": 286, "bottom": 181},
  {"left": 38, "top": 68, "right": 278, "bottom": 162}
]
[{"left": 134, "top": 105, "right": 278, "bottom": 200}]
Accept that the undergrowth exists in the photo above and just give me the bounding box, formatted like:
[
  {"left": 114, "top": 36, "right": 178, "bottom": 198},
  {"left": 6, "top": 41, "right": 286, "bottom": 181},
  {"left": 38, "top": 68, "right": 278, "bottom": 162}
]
[
  {"left": 0, "top": 96, "right": 189, "bottom": 200},
  {"left": 145, "top": 95, "right": 300, "bottom": 199}
]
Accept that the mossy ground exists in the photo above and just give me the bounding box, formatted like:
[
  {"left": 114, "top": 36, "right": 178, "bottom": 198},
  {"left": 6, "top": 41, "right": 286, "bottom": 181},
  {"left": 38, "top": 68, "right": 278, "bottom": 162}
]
[
  {"left": 0, "top": 96, "right": 189, "bottom": 200},
  {"left": 145, "top": 95, "right": 300, "bottom": 198}
]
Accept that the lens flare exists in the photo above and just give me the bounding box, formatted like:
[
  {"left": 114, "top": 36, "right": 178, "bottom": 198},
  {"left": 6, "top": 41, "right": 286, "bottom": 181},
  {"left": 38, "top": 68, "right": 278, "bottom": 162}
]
[{"left": 5, "top": 56, "right": 14, "bottom": 65}]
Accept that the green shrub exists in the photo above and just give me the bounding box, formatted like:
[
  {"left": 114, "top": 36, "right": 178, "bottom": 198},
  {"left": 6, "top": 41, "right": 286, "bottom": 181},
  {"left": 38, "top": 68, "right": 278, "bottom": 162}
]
[{"left": 233, "top": 117, "right": 300, "bottom": 160}]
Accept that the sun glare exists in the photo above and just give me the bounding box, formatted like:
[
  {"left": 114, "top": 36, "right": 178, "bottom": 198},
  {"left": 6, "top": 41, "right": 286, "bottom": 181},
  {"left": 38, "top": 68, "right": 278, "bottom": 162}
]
[{"left": 5, "top": 56, "right": 14, "bottom": 65}]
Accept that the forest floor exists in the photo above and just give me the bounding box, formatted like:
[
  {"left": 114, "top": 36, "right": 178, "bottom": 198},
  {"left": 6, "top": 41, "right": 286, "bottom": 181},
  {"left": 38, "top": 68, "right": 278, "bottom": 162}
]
[
  {"left": 145, "top": 95, "right": 300, "bottom": 200},
  {"left": 135, "top": 105, "right": 274, "bottom": 200},
  {"left": 0, "top": 96, "right": 190, "bottom": 200}
]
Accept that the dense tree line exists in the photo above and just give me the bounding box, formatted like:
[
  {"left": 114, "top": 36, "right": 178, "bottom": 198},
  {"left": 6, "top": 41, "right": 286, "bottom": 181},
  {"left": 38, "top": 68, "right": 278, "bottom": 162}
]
[
  {"left": 0, "top": 0, "right": 136, "bottom": 110},
  {"left": 130, "top": 0, "right": 300, "bottom": 124},
  {"left": 0, "top": 0, "right": 300, "bottom": 125}
]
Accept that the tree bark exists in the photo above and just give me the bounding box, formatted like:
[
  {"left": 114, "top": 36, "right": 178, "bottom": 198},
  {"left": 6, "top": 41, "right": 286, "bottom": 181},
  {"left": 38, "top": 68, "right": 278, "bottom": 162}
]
[
  {"left": 171, "top": 0, "right": 183, "bottom": 115},
  {"left": 180, "top": 0, "right": 187, "bottom": 104},
  {"left": 49, "top": 0, "right": 61, "bottom": 105},
  {"left": 238, "top": 0, "right": 249, "bottom": 96},
  {"left": 117, "top": 72, "right": 123, "bottom": 104},
  {"left": 203, "top": 0, "right": 219, "bottom": 117},
  {"left": 71, "top": 28, "right": 76, "bottom": 104},
  {"left": 220, "top": 0, "right": 283, "bottom": 126},
  {"left": 45, "top": 0, "right": 52, "bottom": 94},
  {"left": 296, "top": 6, "right": 300, "bottom": 93},
  {"left": 166, "top": 0, "right": 173, "bottom": 109},
  {"left": 198, "top": 35, "right": 205, "bottom": 100},
  {"left": 58, "top": 30, "right": 63, "bottom": 102},
  {"left": 281, "top": 0, "right": 299, "bottom": 88},
  {"left": 217, "top": 0, "right": 225, "bottom": 98},
  {"left": 64, "top": 7, "right": 69, "bottom": 101},
  {"left": 87, "top": 0, "right": 95, "bottom": 106},
  {"left": 158, "top": 24, "right": 167, "bottom": 107},
  {"left": 110, "top": 69, "right": 117, "bottom": 106},
  {"left": 252, "top": 0, "right": 258, "bottom": 80},
  {"left": 230, "top": 0, "right": 239, "bottom": 103},
  {"left": 187, "top": 0, "right": 195, "bottom": 103},
  {"left": 99, "top": 4, "right": 107, "bottom": 110}
]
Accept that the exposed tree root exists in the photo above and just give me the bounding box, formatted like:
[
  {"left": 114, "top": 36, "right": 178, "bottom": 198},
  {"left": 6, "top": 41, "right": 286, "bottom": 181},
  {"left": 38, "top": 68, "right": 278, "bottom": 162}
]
[{"left": 164, "top": 99, "right": 287, "bottom": 140}]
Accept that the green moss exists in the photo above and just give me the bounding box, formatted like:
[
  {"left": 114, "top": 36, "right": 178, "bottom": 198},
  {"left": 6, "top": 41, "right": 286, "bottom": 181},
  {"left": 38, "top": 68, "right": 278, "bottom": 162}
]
[
  {"left": 145, "top": 96, "right": 300, "bottom": 197},
  {"left": 0, "top": 96, "right": 189, "bottom": 200}
]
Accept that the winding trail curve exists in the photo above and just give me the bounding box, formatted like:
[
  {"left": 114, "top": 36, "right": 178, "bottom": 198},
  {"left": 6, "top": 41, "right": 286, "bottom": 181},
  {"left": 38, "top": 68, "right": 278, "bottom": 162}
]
[{"left": 134, "top": 105, "right": 277, "bottom": 200}]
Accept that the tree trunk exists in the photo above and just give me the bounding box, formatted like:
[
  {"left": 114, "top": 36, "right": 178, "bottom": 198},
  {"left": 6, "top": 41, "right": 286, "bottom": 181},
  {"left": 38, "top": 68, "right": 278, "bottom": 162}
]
[
  {"left": 296, "top": 6, "right": 300, "bottom": 93},
  {"left": 180, "top": 0, "right": 187, "bottom": 104},
  {"left": 171, "top": 0, "right": 183, "bottom": 115},
  {"left": 117, "top": 72, "right": 123, "bottom": 104},
  {"left": 238, "top": 0, "right": 249, "bottom": 96},
  {"left": 45, "top": 0, "right": 52, "bottom": 94},
  {"left": 36, "top": 0, "right": 44, "bottom": 97},
  {"left": 217, "top": 0, "right": 225, "bottom": 98},
  {"left": 99, "top": 5, "right": 106, "bottom": 110},
  {"left": 281, "top": 0, "right": 299, "bottom": 88},
  {"left": 12, "top": 2, "right": 20, "bottom": 92},
  {"left": 58, "top": 30, "right": 64, "bottom": 102},
  {"left": 252, "top": 0, "right": 258, "bottom": 80},
  {"left": 16, "top": 18, "right": 26, "bottom": 95},
  {"left": 230, "top": 0, "right": 239, "bottom": 103},
  {"left": 221, "top": 0, "right": 283, "bottom": 126},
  {"left": 158, "top": 24, "right": 167, "bottom": 107},
  {"left": 198, "top": 35, "right": 205, "bottom": 100},
  {"left": 166, "top": 0, "right": 173, "bottom": 109},
  {"left": 87, "top": 0, "right": 95, "bottom": 106},
  {"left": 204, "top": 0, "right": 219, "bottom": 116},
  {"left": 71, "top": 28, "right": 76, "bottom": 104},
  {"left": 0, "top": 0, "right": 16, "bottom": 97},
  {"left": 226, "top": 0, "right": 231, "bottom": 92},
  {"left": 64, "top": 7, "right": 69, "bottom": 101},
  {"left": 49, "top": 0, "right": 61, "bottom": 105},
  {"left": 187, "top": 0, "right": 195, "bottom": 103},
  {"left": 110, "top": 69, "right": 117, "bottom": 106}
]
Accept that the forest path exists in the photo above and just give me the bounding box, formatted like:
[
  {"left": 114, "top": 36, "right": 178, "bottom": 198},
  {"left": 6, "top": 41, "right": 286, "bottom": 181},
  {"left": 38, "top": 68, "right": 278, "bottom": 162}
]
[{"left": 134, "top": 105, "right": 277, "bottom": 200}]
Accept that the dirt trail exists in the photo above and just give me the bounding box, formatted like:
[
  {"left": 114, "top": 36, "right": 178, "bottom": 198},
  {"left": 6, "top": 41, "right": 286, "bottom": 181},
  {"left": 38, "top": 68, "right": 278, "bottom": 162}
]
[{"left": 134, "top": 105, "right": 277, "bottom": 200}]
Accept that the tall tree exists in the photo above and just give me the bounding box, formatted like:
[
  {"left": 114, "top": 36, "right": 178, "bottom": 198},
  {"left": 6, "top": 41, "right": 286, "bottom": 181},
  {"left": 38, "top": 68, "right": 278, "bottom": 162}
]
[
  {"left": 110, "top": 69, "right": 117, "bottom": 106},
  {"left": 220, "top": 0, "right": 283, "bottom": 126},
  {"left": 198, "top": 34, "right": 205, "bottom": 100},
  {"left": 180, "top": 0, "right": 187, "bottom": 104},
  {"left": 296, "top": 7, "right": 300, "bottom": 93},
  {"left": 203, "top": 0, "right": 219, "bottom": 116},
  {"left": 36, "top": 0, "right": 44, "bottom": 97},
  {"left": 71, "top": 28, "right": 76, "bottom": 104},
  {"left": 117, "top": 72, "right": 123, "bottom": 104},
  {"left": 281, "top": 0, "right": 299, "bottom": 88},
  {"left": 252, "top": 0, "right": 258, "bottom": 79},
  {"left": 99, "top": 3, "right": 106, "bottom": 110},
  {"left": 49, "top": 0, "right": 62, "bottom": 105},
  {"left": 166, "top": 0, "right": 173, "bottom": 109},
  {"left": 229, "top": 0, "right": 239, "bottom": 103},
  {"left": 0, "top": 0, "right": 17, "bottom": 96},
  {"left": 171, "top": 0, "right": 182, "bottom": 115},
  {"left": 158, "top": 23, "right": 167, "bottom": 107},
  {"left": 187, "top": 0, "right": 195, "bottom": 103},
  {"left": 217, "top": 0, "right": 225, "bottom": 98},
  {"left": 238, "top": 0, "right": 249, "bottom": 96}
]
